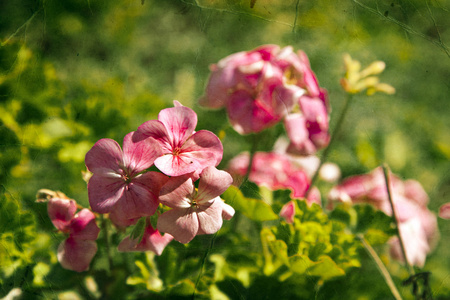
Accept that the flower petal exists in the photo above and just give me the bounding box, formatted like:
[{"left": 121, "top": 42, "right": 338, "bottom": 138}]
[
  {"left": 87, "top": 174, "right": 125, "bottom": 213},
  {"left": 220, "top": 201, "right": 235, "bottom": 220},
  {"left": 122, "top": 132, "right": 163, "bottom": 174},
  {"left": 280, "top": 201, "right": 295, "bottom": 224},
  {"left": 85, "top": 138, "right": 123, "bottom": 175},
  {"left": 157, "top": 207, "right": 198, "bottom": 244},
  {"left": 197, "top": 200, "right": 223, "bottom": 235},
  {"left": 135, "top": 120, "right": 172, "bottom": 153},
  {"left": 439, "top": 202, "right": 450, "bottom": 219},
  {"left": 47, "top": 198, "right": 77, "bottom": 232},
  {"left": 113, "top": 179, "right": 161, "bottom": 220},
  {"left": 57, "top": 238, "right": 97, "bottom": 272},
  {"left": 158, "top": 105, "right": 197, "bottom": 148},
  {"left": 197, "top": 167, "right": 233, "bottom": 204},
  {"left": 159, "top": 175, "right": 194, "bottom": 208},
  {"left": 181, "top": 130, "right": 223, "bottom": 166},
  {"left": 70, "top": 209, "right": 100, "bottom": 240}
]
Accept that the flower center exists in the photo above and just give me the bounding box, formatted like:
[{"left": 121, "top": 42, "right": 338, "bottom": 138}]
[{"left": 173, "top": 147, "right": 182, "bottom": 156}]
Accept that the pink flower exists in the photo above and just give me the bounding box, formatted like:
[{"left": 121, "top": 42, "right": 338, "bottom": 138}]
[
  {"left": 58, "top": 238, "right": 98, "bottom": 273},
  {"left": 47, "top": 198, "right": 100, "bottom": 272},
  {"left": 328, "top": 167, "right": 438, "bottom": 267},
  {"left": 200, "top": 45, "right": 304, "bottom": 135},
  {"left": 227, "top": 151, "right": 312, "bottom": 200},
  {"left": 200, "top": 44, "right": 330, "bottom": 144},
  {"left": 118, "top": 223, "right": 173, "bottom": 255},
  {"left": 157, "top": 166, "right": 234, "bottom": 244},
  {"left": 135, "top": 101, "right": 223, "bottom": 177},
  {"left": 285, "top": 95, "right": 330, "bottom": 155},
  {"left": 280, "top": 201, "right": 295, "bottom": 224},
  {"left": 85, "top": 132, "right": 168, "bottom": 220},
  {"left": 439, "top": 202, "right": 450, "bottom": 219}
]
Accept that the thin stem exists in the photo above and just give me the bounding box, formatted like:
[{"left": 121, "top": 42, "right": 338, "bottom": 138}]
[
  {"left": 306, "top": 94, "right": 354, "bottom": 203},
  {"left": 381, "top": 164, "right": 415, "bottom": 276},
  {"left": 101, "top": 214, "right": 113, "bottom": 274},
  {"left": 358, "top": 234, "right": 403, "bottom": 300},
  {"left": 192, "top": 233, "right": 217, "bottom": 299}
]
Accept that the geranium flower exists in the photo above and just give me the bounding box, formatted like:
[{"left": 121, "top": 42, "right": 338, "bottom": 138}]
[
  {"left": 157, "top": 166, "right": 234, "bottom": 244},
  {"left": 47, "top": 198, "right": 100, "bottom": 272},
  {"left": 328, "top": 167, "right": 438, "bottom": 267},
  {"left": 85, "top": 132, "right": 167, "bottom": 220},
  {"left": 200, "top": 45, "right": 330, "bottom": 145},
  {"left": 227, "top": 151, "right": 312, "bottom": 200},
  {"left": 118, "top": 223, "right": 173, "bottom": 255},
  {"left": 135, "top": 101, "right": 223, "bottom": 177}
]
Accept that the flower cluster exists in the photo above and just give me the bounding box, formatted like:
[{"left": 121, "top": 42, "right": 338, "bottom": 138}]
[
  {"left": 46, "top": 196, "right": 100, "bottom": 272},
  {"left": 200, "top": 44, "right": 330, "bottom": 155},
  {"left": 85, "top": 101, "right": 234, "bottom": 248},
  {"left": 329, "top": 167, "right": 438, "bottom": 267}
]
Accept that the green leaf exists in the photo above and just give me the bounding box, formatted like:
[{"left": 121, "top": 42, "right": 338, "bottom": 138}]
[
  {"left": 222, "top": 186, "right": 278, "bottom": 222},
  {"left": 289, "top": 255, "right": 345, "bottom": 280},
  {"left": 129, "top": 217, "right": 147, "bottom": 243}
]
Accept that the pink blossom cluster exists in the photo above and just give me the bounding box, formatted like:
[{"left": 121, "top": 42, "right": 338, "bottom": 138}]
[
  {"left": 47, "top": 198, "right": 100, "bottom": 272},
  {"left": 200, "top": 44, "right": 330, "bottom": 155},
  {"left": 328, "top": 167, "right": 439, "bottom": 267},
  {"left": 85, "top": 101, "right": 234, "bottom": 249},
  {"left": 227, "top": 151, "right": 321, "bottom": 224}
]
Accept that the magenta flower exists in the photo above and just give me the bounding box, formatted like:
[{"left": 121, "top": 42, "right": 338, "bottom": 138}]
[
  {"left": 135, "top": 101, "right": 223, "bottom": 177},
  {"left": 85, "top": 132, "right": 167, "bottom": 220},
  {"left": 118, "top": 223, "right": 173, "bottom": 255},
  {"left": 328, "top": 167, "right": 438, "bottom": 267},
  {"left": 157, "top": 166, "right": 234, "bottom": 244},
  {"left": 47, "top": 198, "right": 100, "bottom": 272}
]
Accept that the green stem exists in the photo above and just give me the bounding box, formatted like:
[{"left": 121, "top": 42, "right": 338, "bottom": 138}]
[
  {"left": 101, "top": 215, "right": 113, "bottom": 274},
  {"left": 306, "top": 94, "right": 354, "bottom": 204},
  {"left": 358, "top": 234, "right": 403, "bottom": 300}
]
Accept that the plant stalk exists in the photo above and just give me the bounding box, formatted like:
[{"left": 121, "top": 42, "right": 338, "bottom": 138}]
[
  {"left": 306, "top": 94, "right": 354, "bottom": 204},
  {"left": 358, "top": 234, "right": 403, "bottom": 300}
]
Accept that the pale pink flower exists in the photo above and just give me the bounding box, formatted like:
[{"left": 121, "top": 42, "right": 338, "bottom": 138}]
[
  {"left": 47, "top": 198, "right": 100, "bottom": 272},
  {"left": 227, "top": 151, "right": 311, "bottom": 200},
  {"left": 118, "top": 223, "right": 173, "bottom": 255},
  {"left": 439, "top": 202, "right": 450, "bottom": 219},
  {"left": 135, "top": 101, "right": 223, "bottom": 176},
  {"left": 157, "top": 166, "right": 234, "bottom": 244},
  {"left": 85, "top": 132, "right": 167, "bottom": 220},
  {"left": 328, "top": 167, "right": 438, "bottom": 267}
]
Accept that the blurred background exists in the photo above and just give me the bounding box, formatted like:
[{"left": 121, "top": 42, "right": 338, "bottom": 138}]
[{"left": 1, "top": 0, "right": 449, "bottom": 298}]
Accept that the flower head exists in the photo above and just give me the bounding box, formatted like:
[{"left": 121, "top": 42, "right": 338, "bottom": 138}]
[
  {"left": 47, "top": 198, "right": 100, "bottom": 272},
  {"left": 85, "top": 132, "right": 167, "bottom": 220},
  {"left": 135, "top": 101, "right": 223, "bottom": 176},
  {"left": 340, "top": 54, "right": 395, "bottom": 95},
  {"left": 227, "top": 151, "right": 313, "bottom": 200},
  {"left": 328, "top": 167, "right": 438, "bottom": 267},
  {"left": 157, "top": 166, "right": 234, "bottom": 244}
]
